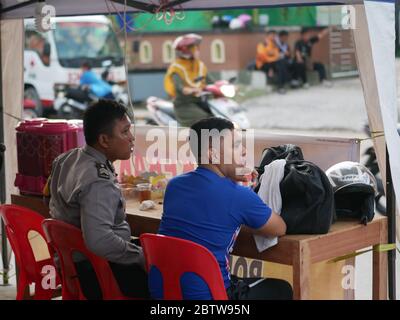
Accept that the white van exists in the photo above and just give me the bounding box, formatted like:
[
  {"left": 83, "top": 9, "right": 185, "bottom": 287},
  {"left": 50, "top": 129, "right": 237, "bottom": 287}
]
[{"left": 24, "top": 15, "right": 126, "bottom": 116}]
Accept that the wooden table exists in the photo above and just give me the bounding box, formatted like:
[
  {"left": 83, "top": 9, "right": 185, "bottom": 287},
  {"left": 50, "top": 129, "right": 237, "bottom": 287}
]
[
  {"left": 11, "top": 194, "right": 389, "bottom": 300},
  {"left": 124, "top": 199, "right": 388, "bottom": 300}
]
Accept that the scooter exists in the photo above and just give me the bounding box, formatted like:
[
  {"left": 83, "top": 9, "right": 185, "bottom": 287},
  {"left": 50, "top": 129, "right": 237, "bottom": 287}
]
[
  {"left": 363, "top": 123, "right": 400, "bottom": 215},
  {"left": 146, "top": 79, "right": 250, "bottom": 129},
  {"left": 53, "top": 62, "right": 129, "bottom": 119},
  {"left": 53, "top": 84, "right": 93, "bottom": 119},
  {"left": 53, "top": 82, "right": 129, "bottom": 119},
  {"left": 22, "top": 98, "right": 39, "bottom": 119}
]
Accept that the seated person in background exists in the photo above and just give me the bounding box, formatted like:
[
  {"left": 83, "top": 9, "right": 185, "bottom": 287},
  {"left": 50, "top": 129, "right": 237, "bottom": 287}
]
[
  {"left": 80, "top": 61, "right": 114, "bottom": 99},
  {"left": 255, "top": 30, "right": 287, "bottom": 94},
  {"left": 150, "top": 117, "right": 293, "bottom": 300},
  {"left": 292, "top": 27, "right": 331, "bottom": 88},
  {"left": 27, "top": 33, "right": 50, "bottom": 66},
  {"left": 46, "top": 100, "right": 149, "bottom": 300},
  {"left": 275, "top": 30, "right": 293, "bottom": 89}
]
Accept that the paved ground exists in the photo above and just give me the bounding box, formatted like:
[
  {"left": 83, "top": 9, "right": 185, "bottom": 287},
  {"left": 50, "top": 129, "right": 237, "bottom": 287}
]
[{"left": 244, "top": 78, "right": 368, "bottom": 134}]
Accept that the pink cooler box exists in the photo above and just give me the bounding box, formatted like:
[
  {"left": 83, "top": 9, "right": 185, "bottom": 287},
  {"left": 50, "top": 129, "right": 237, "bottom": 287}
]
[{"left": 15, "top": 119, "right": 85, "bottom": 195}]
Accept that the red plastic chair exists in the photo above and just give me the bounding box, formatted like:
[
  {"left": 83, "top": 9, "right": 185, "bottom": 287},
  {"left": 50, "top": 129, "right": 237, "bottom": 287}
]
[
  {"left": 0, "top": 204, "right": 61, "bottom": 300},
  {"left": 140, "top": 233, "right": 228, "bottom": 300},
  {"left": 41, "top": 218, "right": 135, "bottom": 300}
]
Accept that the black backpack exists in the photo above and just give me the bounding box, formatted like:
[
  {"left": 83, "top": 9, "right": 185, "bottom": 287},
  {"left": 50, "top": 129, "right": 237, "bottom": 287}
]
[
  {"left": 254, "top": 144, "right": 335, "bottom": 234},
  {"left": 254, "top": 144, "right": 304, "bottom": 193},
  {"left": 280, "top": 160, "right": 336, "bottom": 234}
]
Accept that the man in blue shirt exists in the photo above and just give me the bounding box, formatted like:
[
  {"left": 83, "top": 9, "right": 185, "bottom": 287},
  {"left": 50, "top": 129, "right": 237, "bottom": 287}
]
[
  {"left": 80, "top": 61, "right": 114, "bottom": 99},
  {"left": 150, "top": 117, "right": 292, "bottom": 300}
]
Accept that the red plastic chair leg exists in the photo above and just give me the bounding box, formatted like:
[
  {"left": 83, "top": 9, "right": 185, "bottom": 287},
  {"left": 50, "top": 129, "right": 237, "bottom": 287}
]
[
  {"left": 16, "top": 272, "right": 29, "bottom": 300},
  {"left": 34, "top": 285, "right": 54, "bottom": 300}
]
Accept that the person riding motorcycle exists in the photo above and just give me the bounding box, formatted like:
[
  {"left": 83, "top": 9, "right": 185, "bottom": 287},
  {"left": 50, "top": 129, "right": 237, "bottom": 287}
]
[
  {"left": 164, "top": 34, "right": 214, "bottom": 127},
  {"left": 80, "top": 61, "right": 114, "bottom": 99}
]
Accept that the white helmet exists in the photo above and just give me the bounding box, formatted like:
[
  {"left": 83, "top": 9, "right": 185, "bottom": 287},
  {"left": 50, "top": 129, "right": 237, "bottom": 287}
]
[
  {"left": 326, "top": 161, "right": 377, "bottom": 194},
  {"left": 326, "top": 161, "right": 377, "bottom": 224},
  {"left": 173, "top": 33, "right": 202, "bottom": 59}
]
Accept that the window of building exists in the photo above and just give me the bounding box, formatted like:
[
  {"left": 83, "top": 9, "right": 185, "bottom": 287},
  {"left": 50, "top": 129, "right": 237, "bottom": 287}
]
[
  {"left": 162, "top": 40, "right": 175, "bottom": 63},
  {"left": 139, "top": 41, "right": 153, "bottom": 64},
  {"left": 210, "top": 39, "right": 225, "bottom": 64}
]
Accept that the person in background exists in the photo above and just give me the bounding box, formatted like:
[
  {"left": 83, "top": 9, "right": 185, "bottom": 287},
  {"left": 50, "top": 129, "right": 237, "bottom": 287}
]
[
  {"left": 292, "top": 27, "right": 332, "bottom": 88},
  {"left": 276, "top": 30, "right": 291, "bottom": 61},
  {"left": 80, "top": 61, "right": 114, "bottom": 99},
  {"left": 164, "top": 33, "right": 214, "bottom": 127},
  {"left": 27, "top": 33, "right": 50, "bottom": 66},
  {"left": 150, "top": 117, "right": 293, "bottom": 300},
  {"left": 255, "top": 30, "right": 287, "bottom": 94},
  {"left": 275, "top": 30, "right": 293, "bottom": 89},
  {"left": 45, "top": 100, "right": 149, "bottom": 300}
]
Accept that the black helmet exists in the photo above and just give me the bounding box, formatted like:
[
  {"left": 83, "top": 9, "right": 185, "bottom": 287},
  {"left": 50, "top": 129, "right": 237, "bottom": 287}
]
[{"left": 326, "top": 161, "right": 377, "bottom": 225}]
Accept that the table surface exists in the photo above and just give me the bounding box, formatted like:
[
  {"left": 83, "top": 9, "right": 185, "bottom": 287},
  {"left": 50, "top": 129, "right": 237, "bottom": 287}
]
[
  {"left": 125, "top": 198, "right": 386, "bottom": 241},
  {"left": 11, "top": 194, "right": 387, "bottom": 254},
  {"left": 125, "top": 198, "right": 387, "bottom": 264}
]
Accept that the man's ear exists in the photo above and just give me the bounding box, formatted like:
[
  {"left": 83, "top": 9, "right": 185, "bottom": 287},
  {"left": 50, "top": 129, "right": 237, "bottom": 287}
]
[
  {"left": 98, "top": 133, "right": 110, "bottom": 149},
  {"left": 209, "top": 147, "right": 220, "bottom": 164}
]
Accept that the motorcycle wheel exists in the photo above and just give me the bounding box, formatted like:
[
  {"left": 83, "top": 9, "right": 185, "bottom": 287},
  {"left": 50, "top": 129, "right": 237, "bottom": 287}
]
[
  {"left": 364, "top": 146, "right": 386, "bottom": 215},
  {"left": 24, "top": 87, "right": 43, "bottom": 117},
  {"left": 22, "top": 108, "right": 38, "bottom": 120},
  {"left": 145, "top": 118, "right": 158, "bottom": 126},
  {"left": 58, "top": 103, "right": 84, "bottom": 120},
  {"left": 375, "top": 193, "right": 386, "bottom": 215}
]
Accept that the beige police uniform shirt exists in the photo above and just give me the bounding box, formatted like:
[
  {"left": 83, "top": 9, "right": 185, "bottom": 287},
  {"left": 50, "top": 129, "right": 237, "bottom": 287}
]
[{"left": 48, "top": 145, "right": 144, "bottom": 267}]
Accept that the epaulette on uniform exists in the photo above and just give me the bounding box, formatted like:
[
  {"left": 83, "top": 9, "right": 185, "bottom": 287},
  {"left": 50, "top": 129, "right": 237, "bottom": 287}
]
[{"left": 96, "top": 162, "right": 110, "bottom": 179}]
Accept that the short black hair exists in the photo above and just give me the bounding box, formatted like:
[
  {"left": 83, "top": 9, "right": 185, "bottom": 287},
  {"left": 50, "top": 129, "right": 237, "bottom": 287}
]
[
  {"left": 81, "top": 61, "right": 92, "bottom": 70},
  {"left": 301, "top": 27, "right": 311, "bottom": 35},
  {"left": 83, "top": 99, "right": 129, "bottom": 146},
  {"left": 279, "top": 30, "right": 289, "bottom": 37},
  {"left": 189, "top": 117, "right": 234, "bottom": 164}
]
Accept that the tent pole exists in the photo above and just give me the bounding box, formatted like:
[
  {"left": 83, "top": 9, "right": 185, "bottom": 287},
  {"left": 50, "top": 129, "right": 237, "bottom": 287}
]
[
  {"left": 0, "top": 19, "right": 10, "bottom": 286},
  {"left": 386, "top": 146, "right": 396, "bottom": 300},
  {"left": 396, "top": 1, "right": 399, "bottom": 56}
]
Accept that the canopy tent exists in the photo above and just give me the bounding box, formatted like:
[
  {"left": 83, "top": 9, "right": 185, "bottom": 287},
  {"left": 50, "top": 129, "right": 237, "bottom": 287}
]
[
  {"left": 0, "top": 0, "right": 398, "bottom": 299},
  {"left": 0, "top": 0, "right": 363, "bottom": 18}
]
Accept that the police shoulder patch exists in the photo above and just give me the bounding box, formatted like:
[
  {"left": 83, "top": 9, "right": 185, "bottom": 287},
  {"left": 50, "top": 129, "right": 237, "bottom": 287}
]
[{"left": 96, "top": 162, "right": 110, "bottom": 179}]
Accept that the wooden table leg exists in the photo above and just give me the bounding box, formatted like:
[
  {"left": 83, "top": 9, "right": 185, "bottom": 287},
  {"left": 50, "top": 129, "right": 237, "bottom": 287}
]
[
  {"left": 292, "top": 242, "right": 311, "bottom": 300},
  {"left": 372, "top": 219, "right": 388, "bottom": 300}
]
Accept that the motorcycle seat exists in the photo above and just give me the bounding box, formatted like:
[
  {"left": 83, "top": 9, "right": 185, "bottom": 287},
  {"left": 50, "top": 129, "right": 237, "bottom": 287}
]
[
  {"left": 66, "top": 87, "right": 93, "bottom": 103},
  {"left": 157, "top": 104, "right": 175, "bottom": 118}
]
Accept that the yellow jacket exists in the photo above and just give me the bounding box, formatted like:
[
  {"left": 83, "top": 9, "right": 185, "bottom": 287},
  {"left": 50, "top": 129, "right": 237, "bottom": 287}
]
[
  {"left": 164, "top": 58, "right": 208, "bottom": 98},
  {"left": 255, "top": 40, "right": 280, "bottom": 69}
]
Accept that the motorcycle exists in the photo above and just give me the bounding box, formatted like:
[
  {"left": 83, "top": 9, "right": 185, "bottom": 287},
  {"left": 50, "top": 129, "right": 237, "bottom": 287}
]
[
  {"left": 53, "top": 62, "right": 129, "bottom": 119},
  {"left": 146, "top": 78, "right": 251, "bottom": 129},
  {"left": 53, "top": 82, "right": 129, "bottom": 119},
  {"left": 22, "top": 98, "right": 39, "bottom": 119},
  {"left": 363, "top": 123, "right": 400, "bottom": 215}
]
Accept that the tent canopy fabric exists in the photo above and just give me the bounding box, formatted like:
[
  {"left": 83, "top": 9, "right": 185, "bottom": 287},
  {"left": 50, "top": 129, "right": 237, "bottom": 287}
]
[{"left": 0, "top": 0, "right": 364, "bottom": 19}]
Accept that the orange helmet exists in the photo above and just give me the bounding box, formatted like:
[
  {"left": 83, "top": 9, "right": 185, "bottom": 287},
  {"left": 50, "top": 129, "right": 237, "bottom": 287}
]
[{"left": 173, "top": 33, "right": 202, "bottom": 59}]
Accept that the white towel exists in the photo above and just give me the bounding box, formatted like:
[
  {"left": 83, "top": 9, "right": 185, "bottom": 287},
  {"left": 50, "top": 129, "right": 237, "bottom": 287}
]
[{"left": 254, "top": 159, "right": 286, "bottom": 252}]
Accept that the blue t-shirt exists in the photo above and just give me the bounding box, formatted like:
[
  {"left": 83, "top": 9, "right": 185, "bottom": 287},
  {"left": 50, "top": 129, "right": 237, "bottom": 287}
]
[
  {"left": 149, "top": 167, "right": 272, "bottom": 300},
  {"left": 80, "top": 70, "right": 112, "bottom": 98}
]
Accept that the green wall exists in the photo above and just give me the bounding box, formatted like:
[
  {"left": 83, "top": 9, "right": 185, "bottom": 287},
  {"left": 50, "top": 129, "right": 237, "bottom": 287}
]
[{"left": 111, "top": 7, "right": 318, "bottom": 33}]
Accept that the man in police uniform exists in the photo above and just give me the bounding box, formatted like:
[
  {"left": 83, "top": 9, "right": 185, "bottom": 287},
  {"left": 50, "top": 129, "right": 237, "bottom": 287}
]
[{"left": 46, "top": 100, "right": 149, "bottom": 299}]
